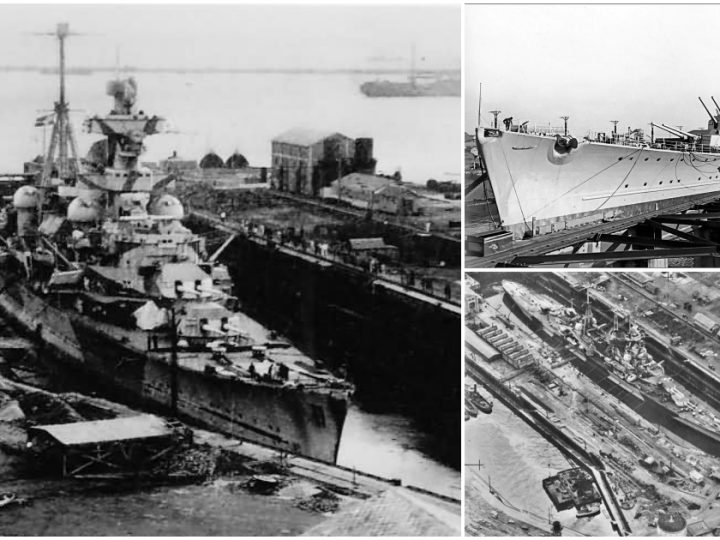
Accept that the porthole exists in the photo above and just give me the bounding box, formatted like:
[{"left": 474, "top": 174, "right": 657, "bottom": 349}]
[
  {"left": 644, "top": 157, "right": 649, "bottom": 161},
  {"left": 618, "top": 157, "right": 623, "bottom": 161},
  {"left": 657, "top": 158, "right": 661, "bottom": 161},
  {"left": 629, "top": 157, "right": 634, "bottom": 161},
  {"left": 670, "top": 158, "right": 674, "bottom": 162},
  {"left": 659, "top": 181, "right": 663, "bottom": 185},
  {"left": 643, "top": 182, "right": 647, "bottom": 186},
  {"left": 624, "top": 184, "right": 629, "bottom": 188}
]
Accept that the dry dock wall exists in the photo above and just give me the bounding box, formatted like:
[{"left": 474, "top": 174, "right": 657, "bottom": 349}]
[{"left": 219, "top": 234, "right": 460, "bottom": 467}]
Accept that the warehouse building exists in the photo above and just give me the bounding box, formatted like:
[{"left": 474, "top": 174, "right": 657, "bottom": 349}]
[{"left": 271, "top": 128, "right": 375, "bottom": 196}]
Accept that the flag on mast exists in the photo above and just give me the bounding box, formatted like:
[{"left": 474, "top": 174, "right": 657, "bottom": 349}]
[{"left": 35, "top": 113, "right": 55, "bottom": 127}]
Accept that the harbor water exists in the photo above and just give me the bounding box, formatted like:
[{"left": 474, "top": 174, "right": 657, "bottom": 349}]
[
  {"left": 0, "top": 71, "right": 460, "bottom": 184},
  {"left": 465, "top": 394, "right": 614, "bottom": 537}
]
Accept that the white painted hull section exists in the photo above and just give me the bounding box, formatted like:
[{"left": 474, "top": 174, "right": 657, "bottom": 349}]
[{"left": 479, "top": 131, "right": 720, "bottom": 237}]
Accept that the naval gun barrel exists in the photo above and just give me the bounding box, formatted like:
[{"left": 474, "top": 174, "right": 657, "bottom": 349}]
[
  {"left": 712, "top": 96, "right": 720, "bottom": 116},
  {"left": 660, "top": 123, "right": 700, "bottom": 141},
  {"left": 699, "top": 97, "right": 718, "bottom": 127}
]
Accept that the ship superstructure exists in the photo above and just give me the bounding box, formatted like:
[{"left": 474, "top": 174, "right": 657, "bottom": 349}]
[{"left": 501, "top": 278, "right": 720, "bottom": 447}]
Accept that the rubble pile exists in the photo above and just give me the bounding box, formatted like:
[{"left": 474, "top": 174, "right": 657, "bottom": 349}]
[
  {"left": 296, "top": 488, "right": 340, "bottom": 514},
  {"left": 150, "top": 444, "right": 220, "bottom": 479}
]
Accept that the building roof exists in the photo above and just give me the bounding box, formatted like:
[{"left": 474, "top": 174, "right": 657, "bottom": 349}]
[
  {"left": 693, "top": 312, "right": 719, "bottom": 330},
  {"left": 686, "top": 520, "right": 712, "bottom": 537},
  {"left": 336, "top": 173, "right": 395, "bottom": 192},
  {"left": 348, "top": 237, "right": 397, "bottom": 251},
  {"left": 466, "top": 332, "right": 503, "bottom": 361},
  {"left": 273, "top": 127, "right": 346, "bottom": 146},
  {"left": 30, "top": 414, "right": 173, "bottom": 447}
]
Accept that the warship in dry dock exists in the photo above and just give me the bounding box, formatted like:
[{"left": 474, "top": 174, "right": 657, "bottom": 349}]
[
  {"left": 500, "top": 279, "right": 720, "bottom": 452},
  {"left": 477, "top": 97, "right": 720, "bottom": 238},
  {"left": 0, "top": 24, "right": 351, "bottom": 464}
]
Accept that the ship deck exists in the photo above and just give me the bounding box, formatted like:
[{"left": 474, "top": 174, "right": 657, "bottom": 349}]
[{"left": 79, "top": 306, "right": 346, "bottom": 393}]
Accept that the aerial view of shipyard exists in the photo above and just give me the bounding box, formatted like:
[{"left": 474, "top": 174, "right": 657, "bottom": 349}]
[{"left": 0, "top": 4, "right": 461, "bottom": 536}]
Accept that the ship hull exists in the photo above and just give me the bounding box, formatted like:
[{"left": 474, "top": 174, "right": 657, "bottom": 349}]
[
  {"left": 360, "top": 80, "right": 460, "bottom": 98},
  {"left": 501, "top": 283, "right": 561, "bottom": 342},
  {"left": 0, "top": 270, "right": 348, "bottom": 464},
  {"left": 479, "top": 130, "right": 720, "bottom": 238}
]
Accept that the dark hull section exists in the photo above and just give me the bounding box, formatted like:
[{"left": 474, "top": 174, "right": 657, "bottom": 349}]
[{"left": 0, "top": 270, "right": 347, "bottom": 464}]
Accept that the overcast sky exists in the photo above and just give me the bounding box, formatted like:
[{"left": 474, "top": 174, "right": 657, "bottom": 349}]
[
  {"left": 0, "top": 4, "right": 459, "bottom": 71},
  {"left": 466, "top": 4, "right": 720, "bottom": 137}
]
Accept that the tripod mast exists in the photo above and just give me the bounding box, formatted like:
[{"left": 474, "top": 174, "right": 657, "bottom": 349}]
[{"left": 40, "top": 22, "right": 81, "bottom": 188}]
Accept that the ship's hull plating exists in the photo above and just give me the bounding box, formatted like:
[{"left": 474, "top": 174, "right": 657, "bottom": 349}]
[
  {"left": 0, "top": 271, "right": 347, "bottom": 463},
  {"left": 479, "top": 130, "right": 720, "bottom": 238}
]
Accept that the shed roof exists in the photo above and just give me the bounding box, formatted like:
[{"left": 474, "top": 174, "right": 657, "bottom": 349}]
[
  {"left": 273, "top": 128, "right": 346, "bottom": 146},
  {"left": 30, "top": 414, "right": 173, "bottom": 447},
  {"left": 686, "top": 520, "right": 711, "bottom": 537},
  {"left": 337, "top": 173, "right": 395, "bottom": 192},
  {"left": 348, "top": 237, "right": 397, "bottom": 251}
]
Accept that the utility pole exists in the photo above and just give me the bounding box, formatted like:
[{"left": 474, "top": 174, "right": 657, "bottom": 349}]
[
  {"left": 170, "top": 304, "right": 179, "bottom": 416},
  {"left": 477, "top": 82, "right": 482, "bottom": 126},
  {"left": 489, "top": 110, "right": 501, "bottom": 129},
  {"left": 560, "top": 116, "right": 569, "bottom": 136}
]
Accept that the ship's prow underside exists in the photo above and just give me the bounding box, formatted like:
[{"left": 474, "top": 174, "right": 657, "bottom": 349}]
[{"left": 479, "top": 129, "right": 720, "bottom": 239}]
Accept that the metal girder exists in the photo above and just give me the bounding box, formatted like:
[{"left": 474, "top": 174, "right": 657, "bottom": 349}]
[
  {"left": 656, "top": 211, "right": 720, "bottom": 220},
  {"left": 646, "top": 219, "right": 720, "bottom": 245},
  {"left": 512, "top": 246, "right": 718, "bottom": 265},
  {"left": 651, "top": 216, "right": 720, "bottom": 228},
  {"left": 592, "top": 234, "right": 699, "bottom": 249}
]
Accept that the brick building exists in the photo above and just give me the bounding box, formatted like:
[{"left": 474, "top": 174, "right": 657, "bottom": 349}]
[{"left": 271, "top": 128, "right": 374, "bottom": 196}]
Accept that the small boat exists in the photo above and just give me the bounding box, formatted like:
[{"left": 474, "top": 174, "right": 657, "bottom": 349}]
[
  {"left": 576, "top": 502, "right": 601, "bottom": 518},
  {"left": 0, "top": 493, "right": 17, "bottom": 509},
  {"left": 466, "top": 400, "right": 479, "bottom": 418}
]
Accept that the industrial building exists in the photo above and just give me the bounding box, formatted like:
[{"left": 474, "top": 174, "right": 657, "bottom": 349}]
[{"left": 271, "top": 128, "right": 375, "bottom": 196}]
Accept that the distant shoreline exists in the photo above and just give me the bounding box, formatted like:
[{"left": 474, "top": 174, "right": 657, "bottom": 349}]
[{"left": 0, "top": 66, "right": 460, "bottom": 76}]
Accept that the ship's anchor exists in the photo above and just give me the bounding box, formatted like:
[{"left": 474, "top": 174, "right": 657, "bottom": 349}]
[{"left": 554, "top": 135, "right": 579, "bottom": 154}]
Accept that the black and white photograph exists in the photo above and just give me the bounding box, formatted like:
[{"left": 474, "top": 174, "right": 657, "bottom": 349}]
[
  {"left": 0, "top": 3, "right": 461, "bottom": 535},
  {"left": 466, "top": 4, "right": 720, "bottom": 268},
  {"left": 465, "top": 271, "right": 720, "bottom": 536}
]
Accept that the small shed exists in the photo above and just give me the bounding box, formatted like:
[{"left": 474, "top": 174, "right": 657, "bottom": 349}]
[
  {"left": 686, "top": 520, "right": 712, "bottom": 537},
  {"left": 693, "top": 312, "right": 719, "bottom": 334},
  {"left": 346, "top": 237, "right": 399, "bottom": 262},
  {"left": 28, "top": 414, "right": 189, "bottom": 477}
]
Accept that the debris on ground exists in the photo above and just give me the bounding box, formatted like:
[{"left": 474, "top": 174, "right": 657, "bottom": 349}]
[{"left": 296, "top": 488, "right": 341, "bottom": 514}]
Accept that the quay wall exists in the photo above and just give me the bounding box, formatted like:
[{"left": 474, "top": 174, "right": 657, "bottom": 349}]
[{"left": 213, "top": 231, "right": 460, "bottom": 467}]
